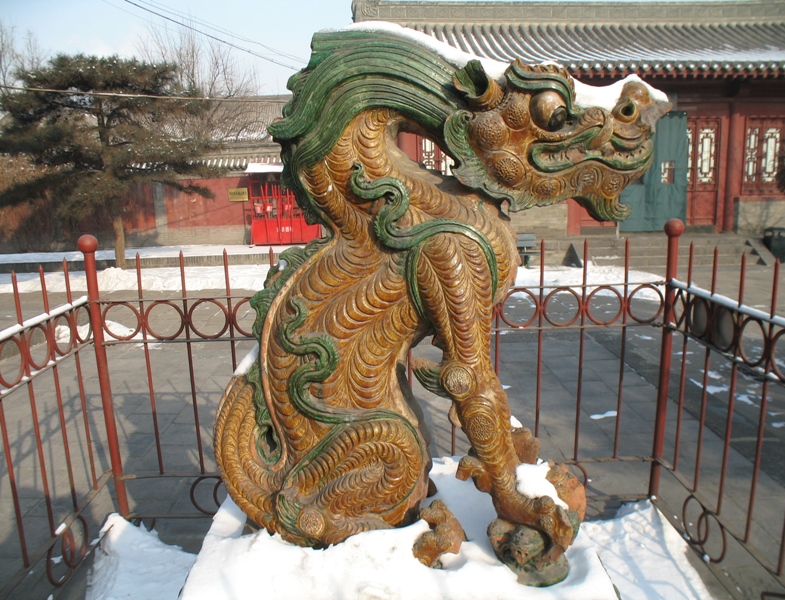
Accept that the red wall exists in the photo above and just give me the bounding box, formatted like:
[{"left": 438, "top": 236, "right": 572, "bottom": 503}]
[
  {"left": 122, "top": 182, "right": 156, "bottom": 232},
  {"left": 163, "top": 176, "right": 251, "bottom": 228}
]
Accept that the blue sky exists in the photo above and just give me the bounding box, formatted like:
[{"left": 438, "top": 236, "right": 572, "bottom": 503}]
[{"left": 3, "top": 0, "right": 354, "bottom": 94}]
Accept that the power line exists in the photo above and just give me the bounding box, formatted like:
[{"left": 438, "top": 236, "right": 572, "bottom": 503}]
[
  {"left": 129, "top": 0, "right": 306, "bottom": 63},
  {"left": 120, "top": 0, "right": 303, "bottom": 71},
  {"left": 0, "top": 84, "right": 290, "bottom": 102}
]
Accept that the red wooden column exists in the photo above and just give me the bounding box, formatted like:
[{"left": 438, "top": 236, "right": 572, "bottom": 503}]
[
  {"left": 397, "top": 132, "right": 420, "bottom": 161},
  {"left": 722, "top": 101, "right": 745, "bottom": 232}
]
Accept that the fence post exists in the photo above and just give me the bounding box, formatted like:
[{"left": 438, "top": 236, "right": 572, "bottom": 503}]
[
  {"left": 649, "top": 219, "right": 684, "bottom": 497},
  {"left": 78, "top": 235, "right": 130, "bottom": 516}
]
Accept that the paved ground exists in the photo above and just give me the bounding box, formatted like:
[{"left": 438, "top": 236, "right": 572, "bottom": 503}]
[{"left": 1, "top": 238, "right": 784, "bottom": 599}]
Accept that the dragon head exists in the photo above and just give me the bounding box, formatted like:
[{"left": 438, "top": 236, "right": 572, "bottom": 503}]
[{"left": 445, "top": 60, "right": 671, "bottom": 221}]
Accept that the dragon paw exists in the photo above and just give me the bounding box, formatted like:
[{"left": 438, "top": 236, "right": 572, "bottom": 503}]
[
  {"left": 455, "top": 455, "right": 492, "bottom": 493},
  {"left": 412, "top": 499, "right": 466, "bottom": 568},
  {"left": 487, "top": 517, "right": 574, "bottom": 586}
]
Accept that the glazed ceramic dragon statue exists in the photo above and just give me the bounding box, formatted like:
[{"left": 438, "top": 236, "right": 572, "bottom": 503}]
[{"left": 215, "top": 24, "right": 669, "bottom": 584}]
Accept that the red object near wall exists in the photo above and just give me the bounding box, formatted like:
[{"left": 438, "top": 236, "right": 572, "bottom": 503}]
[{"left": 249, "top": 178, "right": 321, "bottom": 245}]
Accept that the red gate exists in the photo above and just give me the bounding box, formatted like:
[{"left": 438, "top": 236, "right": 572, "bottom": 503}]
[{"left": 249, "top": 178, "right": 321, "bottom": 245}]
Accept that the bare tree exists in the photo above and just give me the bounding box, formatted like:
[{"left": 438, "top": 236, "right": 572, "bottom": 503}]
[
  {"left": 0, "top": 22, "right": 15, "bottom": 93},
  {"left": 137, "top": 24, "right": 264, "bottom": 143},
  {"left": 0, "top": 22, "right": 45, "bottom": 102}
]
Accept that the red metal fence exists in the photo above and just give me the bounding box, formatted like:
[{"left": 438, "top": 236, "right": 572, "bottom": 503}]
[{"left": 1, "top": 224, "right": 784, "bottom": 598}]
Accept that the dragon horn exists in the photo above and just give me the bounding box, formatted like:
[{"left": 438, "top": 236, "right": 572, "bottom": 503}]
[{"left": 453, "top": 60, "right": 504, "bottom": 111}]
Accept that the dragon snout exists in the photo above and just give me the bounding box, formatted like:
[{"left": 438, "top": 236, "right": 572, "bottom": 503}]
[{"left": 613, "top": 80, "right": 672, "bottom": 132}]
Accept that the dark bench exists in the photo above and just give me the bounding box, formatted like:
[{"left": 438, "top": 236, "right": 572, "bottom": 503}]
[{"left": 516, "top": 233, "right": 537, "bottom": 268}]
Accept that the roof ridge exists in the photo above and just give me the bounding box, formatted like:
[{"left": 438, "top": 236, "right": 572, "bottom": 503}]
[{"left": 360, "top": 0, "right": 785, "bottom": 26}]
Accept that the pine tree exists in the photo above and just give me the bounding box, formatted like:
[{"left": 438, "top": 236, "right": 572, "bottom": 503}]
[{"left": 0, "top": 54, "right": 223, "bottom": 267}]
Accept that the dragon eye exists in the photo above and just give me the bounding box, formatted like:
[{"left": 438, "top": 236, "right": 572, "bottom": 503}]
[
  {"left": 530, "top": 91, "right": 568, "bottom": 131},
  {"left": 549, "top": 107, "right": 568, "bottom": 131}
]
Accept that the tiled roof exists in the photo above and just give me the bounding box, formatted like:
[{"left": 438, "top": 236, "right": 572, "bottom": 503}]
[
  {"left": 407, "top": 22, "right": 785, "bottom": 78},
  {"left": 353, "top": 1, "right": 785, "bottom": 78},
  {"left": 197, "top": 142, "right": 282, "bottom": 173}
]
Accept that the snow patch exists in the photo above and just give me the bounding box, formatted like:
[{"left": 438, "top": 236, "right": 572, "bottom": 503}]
[
  {"left": 688, "top": 379, "right": 729, "bottom": 395},
  {"left": 573, "top": 75, "right": 668, "bottom": 111},
  {"left": 1, "top": 262, "right": 661, "bottom": 303},
  {"left": 0, "top": 265, "right": 272, "bottom": 295},
  {"left": 582, "top": 500, "right": 714, "bottom": 599},
  {"left": 514, "top": 262, "right": 662, "bottom": 302},
  {"left": 180, "top": 457, "right": 614, "bottom": 599},
  {"left": 516, "top": 462, "right": 569, "bottom": 510},
  {"left": 233, "top": 344, "right": 259, "bottom": 376},
  {"left": 87, "top": 465, "right": 714, "bottom": 600},
  {"left": 54, "top": 321, "right": 163, "bottom": 350},
  {"left": 590, "top": 410, "right": 617, "bottom": 420},
  {"left": 86, "top": 514, "right": 196, "bottom": 600}
]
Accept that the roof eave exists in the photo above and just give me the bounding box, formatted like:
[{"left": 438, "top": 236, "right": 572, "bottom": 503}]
[{"left": 569, "top": 63, "right": 785, "bottom": 80}]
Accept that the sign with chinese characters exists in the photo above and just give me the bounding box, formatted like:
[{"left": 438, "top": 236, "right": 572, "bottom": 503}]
[{"left": 228, "top": 187, "right": 249, "bottom": 202}]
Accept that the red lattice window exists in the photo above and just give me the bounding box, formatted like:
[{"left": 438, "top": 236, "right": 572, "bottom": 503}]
[
  {"left": 418, "top": 138, "right": 454, "bottom": 176},
  {"left": 743, "top": 118, "right": 784, "bottom": 194},
  {"left": 687, "top": 118, "right": 720, "bottom": 191}
]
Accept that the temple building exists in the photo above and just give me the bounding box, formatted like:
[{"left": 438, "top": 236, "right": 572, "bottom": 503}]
[{"left": 352, "top": 0, "right": 785, "bottom": 235}]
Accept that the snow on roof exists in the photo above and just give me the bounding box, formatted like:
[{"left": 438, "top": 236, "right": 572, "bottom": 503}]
[{"left": 245, "top": 162, "right": 284, "bottom": 173}]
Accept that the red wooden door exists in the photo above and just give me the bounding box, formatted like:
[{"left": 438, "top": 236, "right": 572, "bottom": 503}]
[{"left": 687, "top": 117, "right": 722, "bottom": 228}]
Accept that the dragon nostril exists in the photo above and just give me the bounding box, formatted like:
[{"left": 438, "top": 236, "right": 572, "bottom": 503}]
[{"left": 613, "top": 100, "right": 638, "bottom": 124}]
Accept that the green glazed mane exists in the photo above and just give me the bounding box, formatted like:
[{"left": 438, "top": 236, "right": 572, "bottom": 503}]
[{"left": 268, "top": 30, "right": 467, "bottom": 225}]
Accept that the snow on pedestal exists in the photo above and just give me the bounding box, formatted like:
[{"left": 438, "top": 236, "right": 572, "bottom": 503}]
[
  {"left": 86, "top": 492, "right": 716, "bottom": 600},
  {"left": 180, "top": 457, "right": 616, "bottom": 600}
]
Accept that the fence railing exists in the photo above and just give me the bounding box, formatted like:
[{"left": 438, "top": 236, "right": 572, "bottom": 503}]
[
  {"left": 0, "top": 262, "right": 99, "bottom": 595},
  {"left": 490, "top": 236, "right": 665, "bottom": 461},
  {"left": 652, "top": 224, "right": 785, "bottom": 596},
  {"left": 1, "top": 224, "right": 785, "bottom": 599}
]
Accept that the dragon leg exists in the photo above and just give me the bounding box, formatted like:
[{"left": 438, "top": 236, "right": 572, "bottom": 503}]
[
  {"left": 274, "top": 416, "right": 429, "bottom": 547},
  {"left": 415, "top": 233, "right": 578, "bottom": 568}
]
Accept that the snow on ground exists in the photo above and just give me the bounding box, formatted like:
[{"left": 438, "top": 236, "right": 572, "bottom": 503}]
[
  {"left": 0, "top": 265, "right": 272, "bottom": 295},
  {"left": 512, "top": 263, "right": 663, "bottom": 302},
  {"left": 0, "top": 244, "right": 288, "bottom": 264},
  {"left": 1, "top": 260, "right": 661, "bottom": 298},
  {"left": 582, "top": 501, "right": 714, "bottom": 600},
  {"left": 86, "top": 464, "right": 713, "bottom": 600}
]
